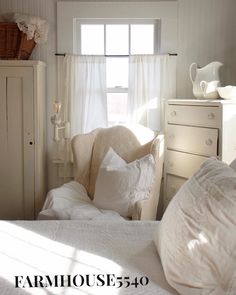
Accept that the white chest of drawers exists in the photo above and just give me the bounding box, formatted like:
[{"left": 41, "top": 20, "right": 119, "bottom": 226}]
[{"left": 164, "top": 99, "right": 236, "bottom": 209}]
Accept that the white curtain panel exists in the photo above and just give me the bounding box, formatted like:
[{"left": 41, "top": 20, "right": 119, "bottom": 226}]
[
  {"left": 63, "top": 54, "right": 108, "bottom": 137},
  {"left": 128, "top": 54, "right": 176, "bottom": 132}
]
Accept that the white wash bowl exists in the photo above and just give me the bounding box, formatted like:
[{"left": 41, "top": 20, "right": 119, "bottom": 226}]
[{"left": 217, "top": 86, "right": 236, "bottom": 100}]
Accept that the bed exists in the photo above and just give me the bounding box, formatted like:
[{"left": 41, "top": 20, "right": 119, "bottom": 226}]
[
  {"left": 0, "top": 220, "right": 178, "bottom": 295},
  {"left": 2, "top": 157, "right": 235, "bottom": 295}
]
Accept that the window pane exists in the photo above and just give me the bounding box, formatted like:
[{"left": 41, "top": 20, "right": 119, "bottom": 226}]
[
  {"left": 107, "top": 93, "right": 128, "bottom": 125},
  {"left": 131, "top": 25, "right": 154, "bottom": 54},
  {"left": 81, "top": 25, "right": 104, "bottom": 54},
  {"left": 106, "top": 25, "right": 129, "bottom": 55},
  {"left": 106, "top": 57, "right": 128, "bottom": 88}
]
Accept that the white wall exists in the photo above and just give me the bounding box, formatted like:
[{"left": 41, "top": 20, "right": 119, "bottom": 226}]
[
  {"left": 57, "top": 1, "right": 178, "bottom": 54},
  {"left": 177, "top": 0, "right": 236, "bottom": 99},
  {"left": 1, "top": 0, "right": 236, "bottom": 190}
]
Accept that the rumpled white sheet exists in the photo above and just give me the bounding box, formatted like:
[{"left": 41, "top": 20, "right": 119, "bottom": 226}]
[
  {"left": 38, "top": 181, "right": 124, "bottom": 221},
  {"left": 0, "top": 12, "right": 49, "bottom": 43}
]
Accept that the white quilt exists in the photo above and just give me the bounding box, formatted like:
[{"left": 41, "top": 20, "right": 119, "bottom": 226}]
[{"left": 0, "top": 220, "right": 178, "bottom": 295}]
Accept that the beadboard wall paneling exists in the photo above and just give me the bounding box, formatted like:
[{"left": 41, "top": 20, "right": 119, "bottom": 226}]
[
  {"left": 177, "top": 0, "right": 236, "bottom": 99},
  {"left": 0, "top": 0, "right": 59, "bottom": 189}
]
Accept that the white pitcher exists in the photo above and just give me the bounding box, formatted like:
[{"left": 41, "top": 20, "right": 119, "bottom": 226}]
[
  {"left": 200, "top": 80, "right": 221, "bottom": 99},
  {"left": 189, "top": 61, "right": 223, "bottom": 99}
]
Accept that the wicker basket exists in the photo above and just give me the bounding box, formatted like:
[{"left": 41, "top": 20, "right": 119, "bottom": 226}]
[{"left": 0, "top": 22, "right": 36, "bottom": 60}]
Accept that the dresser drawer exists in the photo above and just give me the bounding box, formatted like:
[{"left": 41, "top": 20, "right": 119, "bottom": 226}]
[
  {"left": 165, "top": 150, "right": 208, "bottom": 178},
  {"left": 166, "top": 105, "right": 220, "bottom": 128},
  {"left": 166, "top": 125, "right": 218, "bottom": 156},
  {"left": 164, "top": 174, "right": 186, "bottom": 209}
]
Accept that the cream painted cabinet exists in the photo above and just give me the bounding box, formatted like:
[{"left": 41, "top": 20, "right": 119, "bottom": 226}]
[
  {"left": 164, "top": 99, "right": 236, "bottom": 209},
  {"left": 0, "top": 61, "right": 46, "bottom": 220}
]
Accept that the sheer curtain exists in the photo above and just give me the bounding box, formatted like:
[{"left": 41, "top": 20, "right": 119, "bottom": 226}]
[
  {"left": 128, "top": 54, "right": 176, "bottom": 132},
  {"left": 63, "top": 54, "right": 108, "bottom": 137}
]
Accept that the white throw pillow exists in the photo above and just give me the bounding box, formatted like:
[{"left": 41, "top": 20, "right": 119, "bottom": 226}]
[
  {"left": 154, "top": 157, "right": 236, "bottom": 295},
  {"left": 93, "top": 148, "right": 155, "bottom": 218}
]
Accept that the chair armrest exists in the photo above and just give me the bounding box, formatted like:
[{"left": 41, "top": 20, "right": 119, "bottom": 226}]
[
  {"left": 131, "top": 195, "right": 157, "bottom": 221},
  {"left": 132, "top": 199, "right": 147, "bottom": 220}
]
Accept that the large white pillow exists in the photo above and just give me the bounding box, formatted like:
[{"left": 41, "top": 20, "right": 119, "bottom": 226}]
[
  {"left": 93, "top": 148, "right": 155, "bottom": 218},
  {"left": 230, "top": 158, "right": 236, "bottom": 171},
  {"left": 154, "top": 157, "right": 236, "bottom": 295}
]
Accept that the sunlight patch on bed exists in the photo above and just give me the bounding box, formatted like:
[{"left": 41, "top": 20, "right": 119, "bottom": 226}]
[{"left": 0, "top": 222, "right": 123, "bottom": 295}]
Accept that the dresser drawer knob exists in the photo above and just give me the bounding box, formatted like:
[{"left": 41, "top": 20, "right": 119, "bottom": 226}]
[
  {"left": 205, "top": 138, "right": 213, "bottom": 146},
  {"left": 170, "top": 111, "right": 177, "bottom": 117},
  {"left": 208, "top": 112, "right": 215, "bottom": 120},
  {"left": 168, "top": 134, "right": 175, "bottom": 140}
]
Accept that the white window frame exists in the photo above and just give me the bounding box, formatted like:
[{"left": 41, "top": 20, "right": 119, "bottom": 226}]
[
  {"left": 77, "top": 19, "right": 160, "bottom": 125},
  {"left": 75, "top": 19, "right": 160, "bottom": 56}
]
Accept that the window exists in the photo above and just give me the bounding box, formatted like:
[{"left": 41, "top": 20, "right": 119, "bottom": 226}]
[{"left": 76, "top": 19, "right": 159, "bottom": 126}]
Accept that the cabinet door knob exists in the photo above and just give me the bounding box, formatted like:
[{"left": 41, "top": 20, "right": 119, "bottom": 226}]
[
  {"left": 208, "top": 112, "right": 215, "bottom": 120},
  {"left": 205, "top": 138, "right": 213, "bottom": 146},
  {"left": 170, "top": 110, "right": 177, "bottom": 117}
]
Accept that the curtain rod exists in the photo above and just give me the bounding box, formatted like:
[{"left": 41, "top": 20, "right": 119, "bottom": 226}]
[{"left": 55, "top": 53, "right": 178, "bottom": 57}]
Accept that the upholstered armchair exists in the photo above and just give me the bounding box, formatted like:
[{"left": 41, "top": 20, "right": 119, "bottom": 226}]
[{"left": 71, "top": 125, "right": 164, "bottom": 220}]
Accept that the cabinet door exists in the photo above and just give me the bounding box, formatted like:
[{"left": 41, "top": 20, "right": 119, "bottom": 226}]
[{"left": 0, "top": 67, "right": 34, "bottom": 219}]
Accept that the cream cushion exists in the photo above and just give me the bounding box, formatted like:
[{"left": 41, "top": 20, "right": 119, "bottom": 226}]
[
  {"left": 154, "top": 157, "right": 236, "bottom": 295},
  {"left": 93, "top": 148, "right": 155, "bottom": 218}
]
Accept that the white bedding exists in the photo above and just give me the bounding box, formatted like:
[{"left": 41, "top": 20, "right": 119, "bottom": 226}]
[
  {"left": 38, "top": 181, "right": 125, "bottom": 221},
  {"left": 0, "top": 220, "right": 178, "bottom": 295}
]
